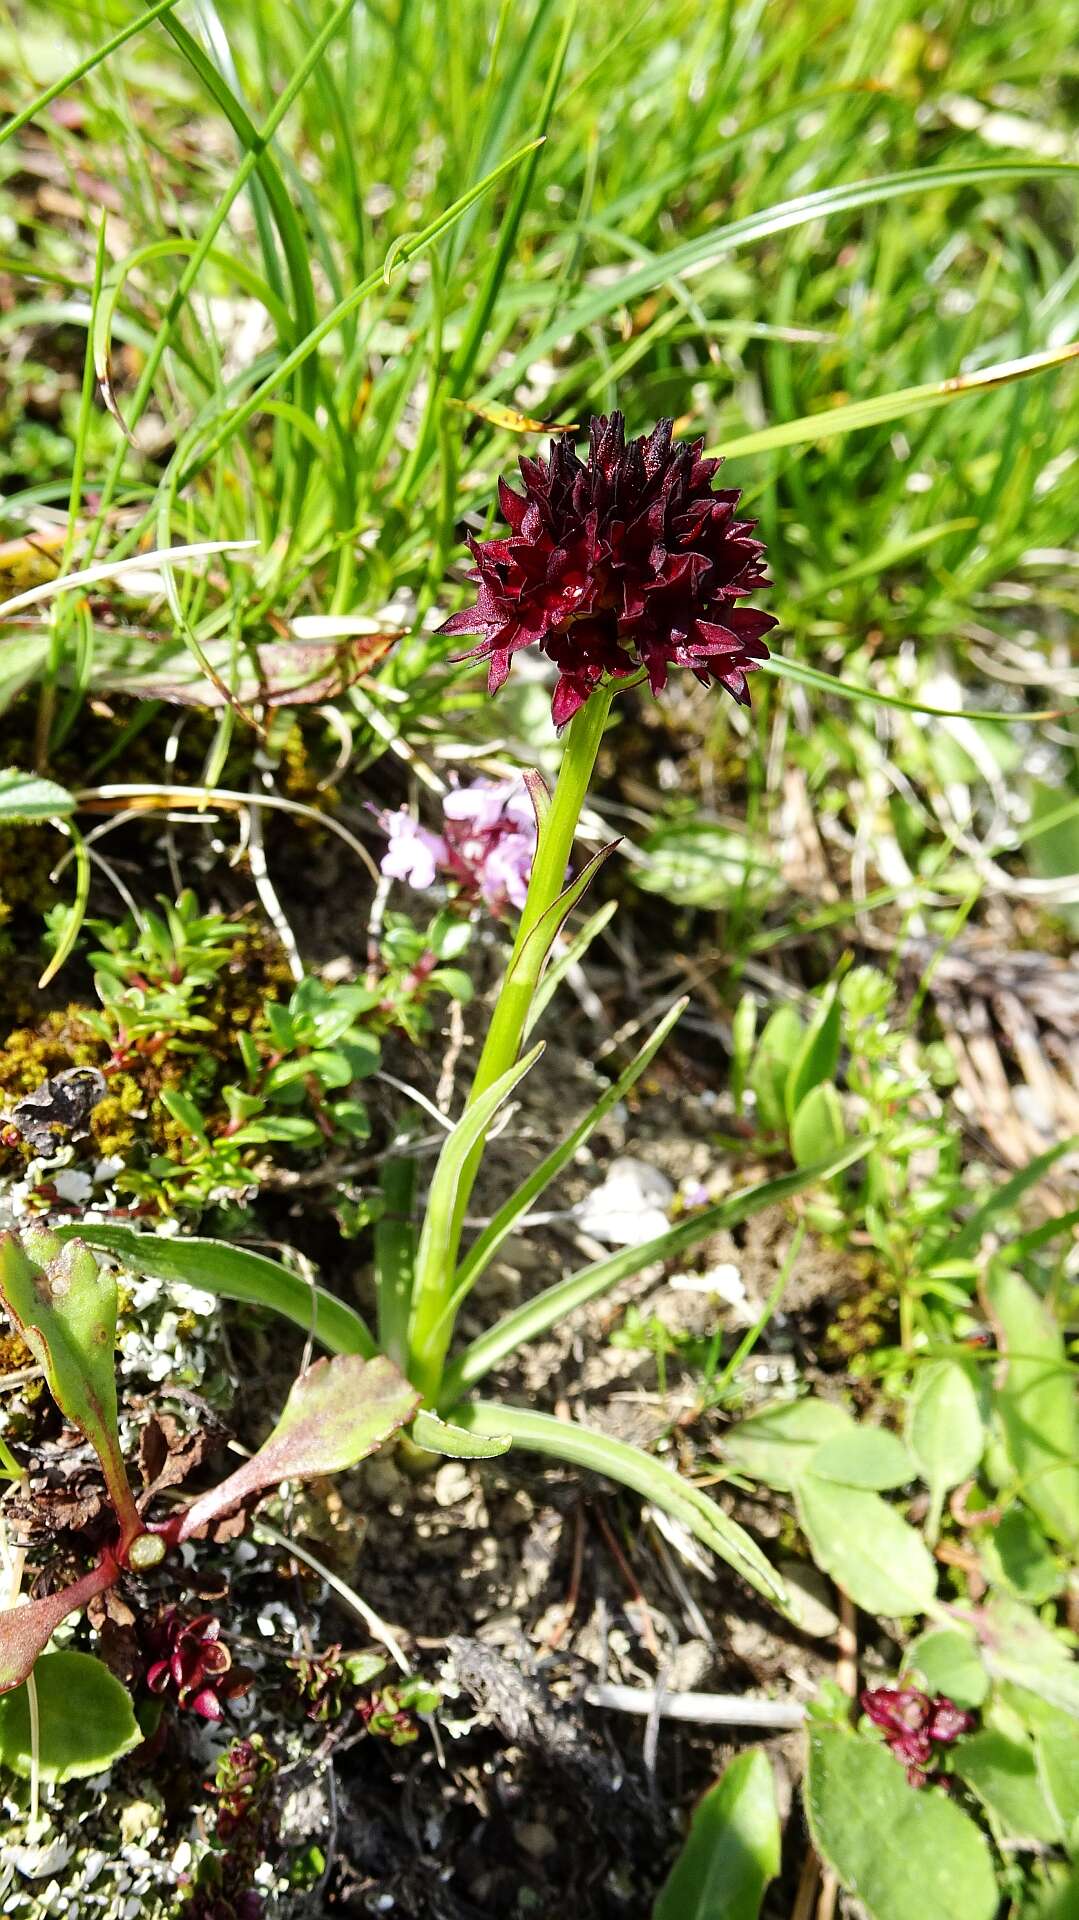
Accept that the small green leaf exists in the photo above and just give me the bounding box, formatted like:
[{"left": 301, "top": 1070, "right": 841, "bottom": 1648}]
[
  {"left": 983, "top": 1265, "right": 1079, "bottom": 1549},
  {"left": 723, "top": 1397, "right": 854, "bottom": 1492},
  {"left": 653, "top": 1748, "right": 780, "bottom": 1920},
  {"left": 790, "top": 1081, "right": 846, "bottom": 1166},
  {"left": 785, "top": 987, "right": 841, "bottom": 1120},
  {"left": 952, "top": 1729, "right": 1063, "bottom": 1845},
  {"left": 0, "top": 1651, "right": 140, "bottom": 1780},
  {"left": 979, "top": 1597, "right": 1079, "bottom": 1719},
  {"left": 173, "top": 1354, "right": 419, "bottom": 1542},
  {"left": 159, "top": 1088, "right": 208, "bottom": 1142},
  {"left": 0, "top": 767, "right": 75, "bottom": 821},
  {"left": 983, "top": 1506, "right": 1065, "bottom": 1604},
  {"left": 0, "top": 1232, "right": 139, "bottom": 1542},
  {"left": 905, "top": 1628, "right": 989, "bottom": 1709},
  {"left": 811, "top": 1427, "right": 917, "bottom": 1491},
  {"left": 747, "top": 1005, "right": 804, "bottom": 1134},
  {"left": 796, "top": 1476, "right": 937, "bottom": 1615},
  {"left": 906, "top": 1359, "right": 984, "bottom": 1542},
  {"left": 1004, "top": 1689, "right": 1079, "bottom": 1834},
  {"left": 806, "top": 1725, "right": 998, "bottom": 1920}
]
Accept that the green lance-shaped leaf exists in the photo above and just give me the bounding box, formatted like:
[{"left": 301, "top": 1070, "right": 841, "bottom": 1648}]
[
  {"left": 0, "top": 767, "right": 75, "bottom": 821},
  {"left": 54, "top": 1223, "right": 377, "bottom": 1358},
  {"left": 0, "top": 1650, "right": 140, "bottom": 1780},
  {"left": 447, "top": 1401, "right": 785, "bottom": 1605},
  {"left": 805, "top": 1725, "right": 998, "bottom": 1920},
  {"left": 654, "top": 1747, "right": 781, "bottom": 1920},
  {"left": 169, "top": 1355, "right": 419, "bottom": 1543},
  {"left": 0, "top": 1231, "right": 142, "bottom": 1551},
  {"left": 785, "top": 985, "right": 841, "bottom": 1120},
  {"left": 410, "top": 1409, "right": 511, "bottom": 1459},
  {"left": 982, "top": 1263, "right": 1079, "bottom": 1550}
]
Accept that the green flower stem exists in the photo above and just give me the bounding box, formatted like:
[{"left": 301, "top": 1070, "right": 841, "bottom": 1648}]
[{"left": 405, "top": 684, "right": 613, "bottom": 1394}]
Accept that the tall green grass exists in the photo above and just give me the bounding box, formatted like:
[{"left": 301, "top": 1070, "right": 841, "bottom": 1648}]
[{"left": 1, "top": 0, "right": 1077, "bottom": 901}]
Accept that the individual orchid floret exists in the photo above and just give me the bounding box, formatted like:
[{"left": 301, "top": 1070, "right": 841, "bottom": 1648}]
[
  {"left": 861, "top": 1685, "right": 975, "bottom": 1786},
  {"left": 439, "top": 411, "right": 777, "bottom": 725},
  {"left": 378, "top": 779, "right": 538, "bottom": 916}
]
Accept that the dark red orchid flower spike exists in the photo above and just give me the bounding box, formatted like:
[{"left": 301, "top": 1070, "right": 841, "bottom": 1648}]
[
  {"left": 440, "top": 411, "right": 777, "bottom": 725},
  {"left": 861, "top": 1685, "right": 975, "bottom": 1787}
]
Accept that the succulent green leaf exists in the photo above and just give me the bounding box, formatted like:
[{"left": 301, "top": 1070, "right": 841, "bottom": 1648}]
[
  {"left": 747, "top": 1005, "right": 804, "bottom": 1134},
  {"left": 653, "top": 1748, "right": 781, "bottom": 1920},
  {"left": 785, "top": 987, "right": 841, "bottom": 1120},
  {"left": 790, "top": 1081, "right": 846, "bottom": 1166},
  {"left": 806, "top": 1725, "right": 998, "bottom": 1920},
  {"left": 0, "top": 1651, "right": 140, "bottom": 1779},
  {"left": 174, "top": 1355, "right": 419, "bottom": 1541}
]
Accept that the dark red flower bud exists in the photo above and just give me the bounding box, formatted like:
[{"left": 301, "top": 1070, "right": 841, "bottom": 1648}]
[
  {"left": 440, "top": 412, "right": 776, "bottom": 724},
  {"left": 145, "top": 1607, "right": 250, "bottom": 1720},
  {"left": 861, "top": 1684, "right": 976, "bottom": 1786}
]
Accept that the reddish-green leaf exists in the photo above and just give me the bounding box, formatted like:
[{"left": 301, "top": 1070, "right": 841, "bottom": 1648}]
[
  {"left": 172, "top": 1355, "right": 419, "bottom": 1541},
  {"left": 0, "top": 1231, "right": 141, "bottom": 1547}
]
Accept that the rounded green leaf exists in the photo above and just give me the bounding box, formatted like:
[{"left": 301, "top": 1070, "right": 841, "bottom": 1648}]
[
  {"left": 811, "top": 1427, "right": 916, "bottom": 1491},
  {"left": 952, "top": 1729, "right": 1063, "bottom": 1845},
  {"left": 790, "top": 1082, "right": 846, "bottom": 1167},
  {"left": 905, "top": 1629, "right": 989, "bottom": 1709},
  {"left": 796, "top": 1476, "right": 937, "bottom": 1615},
  {"left": 806, "top": 1725, "right": 998, "bottom": 1920},
  {"left": 723, "top": 1397, "right": 854, "bottom": 1492},
  {"left": 0, "top": 1652, "right": 140, "bottom": 1780}
]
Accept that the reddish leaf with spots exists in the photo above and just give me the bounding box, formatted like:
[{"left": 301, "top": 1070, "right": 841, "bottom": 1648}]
[{"left": 162, "top": 1354, "right": 420, "bottom": 1544}]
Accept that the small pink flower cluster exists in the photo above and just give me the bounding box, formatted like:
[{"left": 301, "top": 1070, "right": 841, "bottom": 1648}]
[
  {"left": 861, "top": 1685, "right": 974, "bottom": 1787},
  {"left": 379, "top": 779, "right": 537, "bottom": 916}
]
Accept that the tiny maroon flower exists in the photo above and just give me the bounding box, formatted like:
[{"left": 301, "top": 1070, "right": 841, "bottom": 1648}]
[
  {"left": 861, "top": 1685, "right": 974, "bottom": 1787},
  {"left": 146, "top": 1608, "right": 250, "bottom": 1721},
  {"left": 440, "top": 411, "right": 777, "bottom": 725}
]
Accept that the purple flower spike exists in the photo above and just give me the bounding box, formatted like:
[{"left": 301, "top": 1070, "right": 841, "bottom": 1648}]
[{"left": 439, "top": 411, "right": 776, "bottom": 724}]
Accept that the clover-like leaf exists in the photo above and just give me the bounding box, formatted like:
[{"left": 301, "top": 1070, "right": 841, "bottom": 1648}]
[
  {"left": 0, "top": 1231, "right": 142, "bottom": 1550},
  {"left": 170, "top": 1354, "right": 419, "bottom": 1543}
]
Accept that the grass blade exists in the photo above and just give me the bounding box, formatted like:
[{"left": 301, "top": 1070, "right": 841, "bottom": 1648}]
[{"left": 716, "top": 342, "right": 1079, "bottom": 459}]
